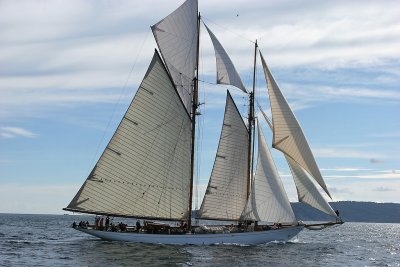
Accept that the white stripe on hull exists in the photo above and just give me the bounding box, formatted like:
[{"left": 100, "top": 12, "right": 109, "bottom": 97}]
[{"left": 76, "top": 226, "right": 303, "bottom": 245}]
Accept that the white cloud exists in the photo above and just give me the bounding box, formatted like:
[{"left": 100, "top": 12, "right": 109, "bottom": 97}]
[
  {"left": 373, "top": 187, "right": 395, "bottom": 192},
  {"left": 373, "top": 169, "right": 400, "bottom": 174},
  {"left": 316, "top": 86, "right": 400, "bottom": 103},
  {"left": 320, "top": 167, "right": 373, "bottom": 172},
  {"left": 325, "top": 172, "right": 400, "bottom": 180},
  {"left": 202, "top": 0, "right": 400, "bottom": 69},
  {"left": 327, "top": 181, "right": 400, "bottom": 203},
  {"left": 274, "top": 83, "right": 400, "bottom": 112},
  {"left": 0, "top": 127, "right": 36, "bottom": 139},
  {"left": 0, "top": 0, "right": 399, "bottom": 121},
  {"left": 0, "top": 184, "right": 80, "bottom": 214},
  {"left": 314, "top": 147, "right": 384, "bottom": 159}
]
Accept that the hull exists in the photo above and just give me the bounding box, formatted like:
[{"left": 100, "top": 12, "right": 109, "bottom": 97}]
[{"left": 76, "top": 226, "right": 304, "bottom": 245}]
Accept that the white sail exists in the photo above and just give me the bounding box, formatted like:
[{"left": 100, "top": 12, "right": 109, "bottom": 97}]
[
  {"left": 198, "top": 91, "right": 249, "bottom": 221},
  {"left": 205, "top": 24, "right": 247, "bottom": 92},
  {"left": 65, "top": 51, "right": 192, "bottom": 220},
  {"left": 243, "top": 123, "right": 296, "bottom": 223},
  {"left": 259, "top": 52, "right": 331, "bottom": 198},
  {"left": 151, "top": 0, "right": 198, "bottom": 113},
  {"left": 286, "top": 156, "right": 337, "bottom": 217}
]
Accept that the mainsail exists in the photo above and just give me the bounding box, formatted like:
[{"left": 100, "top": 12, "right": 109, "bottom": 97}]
[
  {"left": 151, "top": 0, "right": 198, "bottom": 113},
  {"left": 243, "top": 122, "right": 296, "bottom": 223},
  {"left": 65, "top": 51, "right": 192, "bottom": 220},
  {"left": 198, "top": 91, "right": 249, "bottom": 221},
  {"left": 259, "top": 52, "right": 331, "bottom": 198},
  {"left": 204, "top": 24, "right": 247, "bottom": 92}
]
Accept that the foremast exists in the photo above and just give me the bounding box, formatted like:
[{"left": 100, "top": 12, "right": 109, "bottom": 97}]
[
  {"left": 188, "top": 12, "right": 201, "bottom": 230},
  {"left": 247, "top": 40, "right": 258, "bottom": 201}
]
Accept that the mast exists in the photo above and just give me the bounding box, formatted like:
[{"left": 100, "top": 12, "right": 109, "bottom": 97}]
[
  {"left": 188, "top": 12, "right": 201, "bottom": 230},
  {"left": 247, "top": 40, "right": 257, "bottom": 200}
]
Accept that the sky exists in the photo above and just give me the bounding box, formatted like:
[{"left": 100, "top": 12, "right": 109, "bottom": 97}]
[{"left": 0, "top": 0, "right": 399, "bottom": 214}]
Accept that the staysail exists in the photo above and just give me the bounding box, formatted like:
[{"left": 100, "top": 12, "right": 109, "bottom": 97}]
[
  {"left": 198, "top": 91, "right": 249, "bottom": 221},
  {"left": 204, "top": 24, "right": 247, "bottom": 92},
  {"left": 259, "top": 105, "right": 337, "bottom": 217},
  {"left": 64, "top": 51, "right": 192, "bottom": 220},
  {"left": 242, "top": 122, "right": 296, "bottom": 223},
  {"left": 259, "top": 52, "right": 331, "bottom": 198},
  {"left": 286, "top": 156, "right": 337, "bottom": 217},
  {"left": 151, "top": 0, "right": 198, "bottom": 113}
]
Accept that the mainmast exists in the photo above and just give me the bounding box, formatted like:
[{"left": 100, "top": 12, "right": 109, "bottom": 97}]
[
  {"left": 188, "top": 12, "right": 201, "bottom": 230},
  {"left": 247, "top": 40, "right": 258, "bottom": 200}
]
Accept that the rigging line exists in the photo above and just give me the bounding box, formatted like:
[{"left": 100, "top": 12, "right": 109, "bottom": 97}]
[
  {"left": 201, "top": 16, "right": 255, "bottom": 44},
  {"left": 197, "top": 39, "right": 207, "bottom": 192},
  {"left": 135, "top": 112, "right": 184, "bottom": 207},
  {"left": 194, "top": 38, "right": 207, "bottom": 215},
  {"left": 197, "top": 79, "right": 248, "bottom": 95},
  {"left": 88, "top": 29, "right": 151, "bottom": 172},
  {"left": 197, "top": 79, "right": 216, "bottom": 86},
  {"left": 155, "top": 115, "right": 189, "bottom": 213},
  {"left": 195, "top": 108, "right": 202, "bottom": 211},
  {"left": 195, "top": 84, "right": 206, "bottom": 207}
]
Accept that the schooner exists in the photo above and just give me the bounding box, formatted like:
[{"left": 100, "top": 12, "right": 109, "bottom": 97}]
[{"left": 64, "top": 0, "right": 342, "bottom": 245}]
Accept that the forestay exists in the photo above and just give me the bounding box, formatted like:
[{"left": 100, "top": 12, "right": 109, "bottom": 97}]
[
  {"left": 242, "top": 123, "right": 296, "bottom": 223},
  {"left": 260, "top": 52, "right": 331, "bottom": 198},
  {"left": 198, "top": 91, "right": 249, "bottom": 221},
  {"left": 151, "top": 0, "right": 198, "bottom": 113},
  {"left": 286, "top": 156, "right": 337, "bottom": 217},
  {"left": 65, "top": 51, "right": 192, "bottom": 220},
  {"left": 205, "top": 24, "right": 247, "bottom": 92}
]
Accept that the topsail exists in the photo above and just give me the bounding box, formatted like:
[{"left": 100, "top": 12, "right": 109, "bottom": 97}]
[
  {"left": 205, "top": 24, "right": 247, "bottom": 92},
  {"left": 151, "top": 0, "right": 198, "bottom": 113}
]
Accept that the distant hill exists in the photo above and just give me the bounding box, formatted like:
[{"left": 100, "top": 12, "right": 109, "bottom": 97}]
[{"left": 291, "top": 201, "right": 400, "bottom": 223}]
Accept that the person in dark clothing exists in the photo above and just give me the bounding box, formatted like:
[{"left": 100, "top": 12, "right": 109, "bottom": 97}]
[
  {"left": 105, "top": 216, "right": 110, "bottom": 231},
  {"left": 99, "top": 217, "right": 104, "bottom": 231},
  {"left": 95, "top": 216, "right": 99, "bottom": 229},
  {"left": 335, "top": 210, "right": 342, "bottom": 223},
  {"left": 136, "top": 220, "right": 141, "bottom": 232}
]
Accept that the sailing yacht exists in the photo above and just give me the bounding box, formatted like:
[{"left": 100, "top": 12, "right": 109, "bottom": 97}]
[{"left": 64, "top": 0, "right": 342, "bottom": 245}]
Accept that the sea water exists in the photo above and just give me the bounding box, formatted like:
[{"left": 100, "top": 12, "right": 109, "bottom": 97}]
[{"left": 0, "top": 214, "right": 399, "bottom": 266}]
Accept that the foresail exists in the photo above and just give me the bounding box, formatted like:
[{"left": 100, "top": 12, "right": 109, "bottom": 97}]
[
  {"left": 151, "top": 0, "right": 198, "bottom": 113},
  {"left": 65, "top": 51, "right": 192, "bottom": 220},
  {"left": 286, "top": 156, "right": 337, "bottom": 217},
  {"left": 198, "top": 91, "right": 249, "bottom": 221},
  {"left": 260, "top": 52, "right": 331, "bottom": 198},
  {"left": 242, "top": 123, "right": 296, "bottom": 223},
  {"left": 205, "top": 24, "right": 247, "bottom": 92}
]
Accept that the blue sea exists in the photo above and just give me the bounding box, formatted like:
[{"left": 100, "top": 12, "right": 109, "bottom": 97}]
[{"left": 0, "top": 214, "right": 399, "bottom": 266}]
